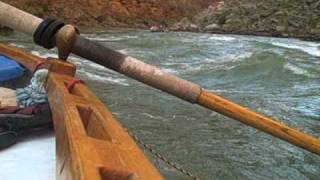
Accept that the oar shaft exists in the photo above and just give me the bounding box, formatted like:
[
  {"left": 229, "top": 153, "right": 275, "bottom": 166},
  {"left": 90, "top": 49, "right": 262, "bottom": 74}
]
[
  {"left": 72, "top": 36, "right": 201, "bottom": 103},
  {"left": 73, "top": 36, "right": 320, "bottom": 154},
  {"left": 197, "top": 90, "right": 320, "bottom": 154}
]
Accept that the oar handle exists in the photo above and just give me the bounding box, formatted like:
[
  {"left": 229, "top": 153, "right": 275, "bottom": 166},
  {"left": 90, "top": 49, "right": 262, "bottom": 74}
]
[{"left": 0, "top": 1, "right": 42, "bottom": 35}]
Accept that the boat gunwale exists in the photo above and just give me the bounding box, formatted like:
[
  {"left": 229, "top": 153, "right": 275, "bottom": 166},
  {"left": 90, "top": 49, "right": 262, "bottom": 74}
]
[{"left": 0, "top": 43, "right": 163, "bottom": 180}]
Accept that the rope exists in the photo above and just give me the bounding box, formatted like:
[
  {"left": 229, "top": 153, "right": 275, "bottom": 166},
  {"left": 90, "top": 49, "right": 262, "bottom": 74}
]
[
  {"left": 16, "top": 69, "right": 49, "bottom": 107},
  {"left": 125, "top": 129, "right": 201, "bottom": 180},
  {"left": 43, "top": 63, "right": 53, "bottom": 91},
  {"left": 32, "top": 61, "right": 46, "bottom": 74},
  {"left": 66, "top": 79, "right": 84, "bottom": 92}
]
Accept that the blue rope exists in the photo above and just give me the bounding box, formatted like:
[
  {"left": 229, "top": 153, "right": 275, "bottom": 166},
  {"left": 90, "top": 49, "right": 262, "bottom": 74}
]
[{"left": 16, "top": 69, "right": 48, "bottom": 107}]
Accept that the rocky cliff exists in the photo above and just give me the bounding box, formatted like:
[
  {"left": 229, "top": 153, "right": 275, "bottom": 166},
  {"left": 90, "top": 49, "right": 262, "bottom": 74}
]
[
  {"left": 1, "top": 0, "right": 210, "bottom": 28},
  {"left": 1, "top": 0, "right": 319, "bottom": 40},
  {"left": 174, "top": 0, "right": 320, "bottom": 40}
]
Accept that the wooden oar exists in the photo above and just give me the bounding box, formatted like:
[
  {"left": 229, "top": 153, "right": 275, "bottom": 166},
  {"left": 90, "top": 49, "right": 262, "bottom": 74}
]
[{"left": 0, "top": 1, "right": 319, "bottom": 155}]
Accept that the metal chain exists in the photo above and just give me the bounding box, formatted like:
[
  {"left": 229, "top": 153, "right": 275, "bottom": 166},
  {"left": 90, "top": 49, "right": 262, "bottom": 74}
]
[{"left": 125, "top": 129, "right": 201, "bottom": 180}]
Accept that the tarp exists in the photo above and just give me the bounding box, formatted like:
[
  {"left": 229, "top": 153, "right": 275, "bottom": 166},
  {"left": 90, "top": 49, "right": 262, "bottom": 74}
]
[
  {"left": 0, "top": 55, "right": 25, "bottom": 82},
  {"left": 0, "top": 87, "right": 17, "bottom": 107}
]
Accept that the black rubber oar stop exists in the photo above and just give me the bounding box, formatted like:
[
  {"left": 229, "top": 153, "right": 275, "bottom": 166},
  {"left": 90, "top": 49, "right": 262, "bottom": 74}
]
[{"left": 33, "top": 18, "right": 65, "bottom": 49}]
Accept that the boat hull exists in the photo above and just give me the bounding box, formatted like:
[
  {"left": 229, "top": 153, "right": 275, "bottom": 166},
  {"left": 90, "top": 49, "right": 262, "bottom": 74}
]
[{"left": 0, "top": 44, "right": 163, "bottom": 180}]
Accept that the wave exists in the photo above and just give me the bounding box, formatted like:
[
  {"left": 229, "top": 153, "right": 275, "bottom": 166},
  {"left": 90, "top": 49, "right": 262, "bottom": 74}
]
[
  {"left": 84, "top": 34, "right": 139, "bottom": 42},
  {"left": 209, "top": 51, "right": 253, "bottom": 63},
  {"left": 118, "top": 49, "right": 129, "bottom": 54},
  {"left": 30, "top": 51, "right": 58, "bottom": 58},
  {"left": 85, "top": 37, "right": 123, "bottom": 42},
  {"left": 283, "top": 63, "right": 315, "bottom": 78},
  {"left": 9, "top": 43, "right": 26, "bottom": 48},
  {"left": 122, "top": 35, "right": 139, "bottom": 39},
  {"left": 79, "top": 71, "right": 130, "bottom": 86},
  {"left": 160, "top": 67, "right": 179, "bottom": 74},
  {"left": 209, "top": 35, "right": 236, "bottom": 41},
  {"left": 271, "top": 42, "right": 320, "bottom": 57}
]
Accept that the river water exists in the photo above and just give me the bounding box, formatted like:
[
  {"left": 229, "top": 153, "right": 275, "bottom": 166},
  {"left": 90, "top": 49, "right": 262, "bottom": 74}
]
[{"left": 1, "top": 30, "right": 319, "bottom": 180}]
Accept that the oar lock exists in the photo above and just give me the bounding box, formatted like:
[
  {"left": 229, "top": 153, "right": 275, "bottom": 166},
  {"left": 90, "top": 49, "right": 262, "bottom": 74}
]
[{"left": 33, "top": 18, "right": 78, "bottom": 60}]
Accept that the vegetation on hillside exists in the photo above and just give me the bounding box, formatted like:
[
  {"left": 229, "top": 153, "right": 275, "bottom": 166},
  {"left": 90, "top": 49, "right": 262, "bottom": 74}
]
[
  {"left": 1, "top": 0, "right": 319, "bottom": 40},
  {"left": 182, "top": 0, "right": 320, "bottom": 40},
  {"left": 1, "top": 0, "right": 211, "bottom": 28}
]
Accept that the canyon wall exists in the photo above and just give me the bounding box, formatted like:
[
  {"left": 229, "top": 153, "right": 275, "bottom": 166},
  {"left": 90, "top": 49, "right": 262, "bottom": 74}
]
[
  {"left": 1, "top": 0, "right": 211, "bottom": 28},
  {"left": 1, "top": 0, "right": 319, "bottom": 40},
  {"left": 177, "top": 0, "right": 320, "bottom": 40}
]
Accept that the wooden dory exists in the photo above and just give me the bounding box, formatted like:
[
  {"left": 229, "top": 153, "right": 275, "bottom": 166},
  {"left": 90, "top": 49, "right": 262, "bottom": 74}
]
[{"left": 0, "top": 43, "right": 163, "bottom": 180}]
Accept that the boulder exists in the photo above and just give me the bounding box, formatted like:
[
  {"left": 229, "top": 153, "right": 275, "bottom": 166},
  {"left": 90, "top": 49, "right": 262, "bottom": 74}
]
[
  {"left": 150, "top": 25, "right": 168, "bottom": 32},
  {"left": 310, "top": 28, "right": 320, "bottom": 34},
  {"left": 204, "top": 23, "right": 220, "bottom": 31},
  {"left": 276, "top": 25, "right": 286, "bottom": 32},
  {"left": 170, "top": 18, "right": 199, "bottom": 31},
  {"left": 150, "top": 26, "right": 161, "bottom": 32},
  {"left": 188, "top": 23, "right": 199, "bottom": 32}
]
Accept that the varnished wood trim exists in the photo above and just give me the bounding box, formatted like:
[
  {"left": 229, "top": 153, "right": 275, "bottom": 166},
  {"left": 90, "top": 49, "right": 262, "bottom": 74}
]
[{"left": 0, "top": 44, "right": 163, "bottom": 180}]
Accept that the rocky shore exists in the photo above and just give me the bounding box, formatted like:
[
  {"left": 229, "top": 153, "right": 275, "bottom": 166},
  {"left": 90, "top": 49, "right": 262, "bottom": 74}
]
[
  {"left": 170, "top": 0, "right": 320, "bottom": 41},
  {"left": 1, "top": 0, "right": 319, "bottom": 41}
]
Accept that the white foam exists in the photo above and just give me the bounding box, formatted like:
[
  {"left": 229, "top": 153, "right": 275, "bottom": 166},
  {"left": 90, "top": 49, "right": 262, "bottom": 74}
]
[
  {"left": 123, "top": 35, "right": 139, "bottom": 39},
  {"left": 85, "top": 36, "right": 123, "bottom": 42},
  {"left": 185, "top": 65, "right": 203, "bottom": 72},
  {"left": 209, "top": 35, "right": 236, "bottom": 41},
  {"left": 222, "top": 51, "right": 253, "bottom": 62},
  {"left": 271, "top": 42, "right": 320, "bottom": 57},
  {"left": 160, "top": 67, "right": 179, "bottom": 74},
  {"left": 284, "top": 63, "right": 313, "bottom": 77},
  {"left": 86, "top": 62, "right": 108, "bottom": 71},
  {"left": 142, "top": 113, "right": 169, "bottom": 122},
  {"left": 143, "top": 113, "right": 161, "bottom": 119},
  {"left": 81, "top": 71, "right": 130, "bottom": 86},
  {"left": 68, "top": 56, "right": 118, "bottom": 74},
  {"left": 9, "top": 43, "right": 26, "bottom": 48},
  {"left": 161, "top": 61, "right": 202, "bottom": 73},
  {"left": 214, "top": 89, "right": 262, "bottom": 94},
  {"left": 119, "top": 49, "right": 129, "bottom": 54},
  {"left": 203, "top": 51, "right": 253, "bottom": 64},
  {"left": 30, "top": 51, "right": 58, "bottom": 59},
  {"left": 30, "top": 51, "right": 41, "bottom": 56}
]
